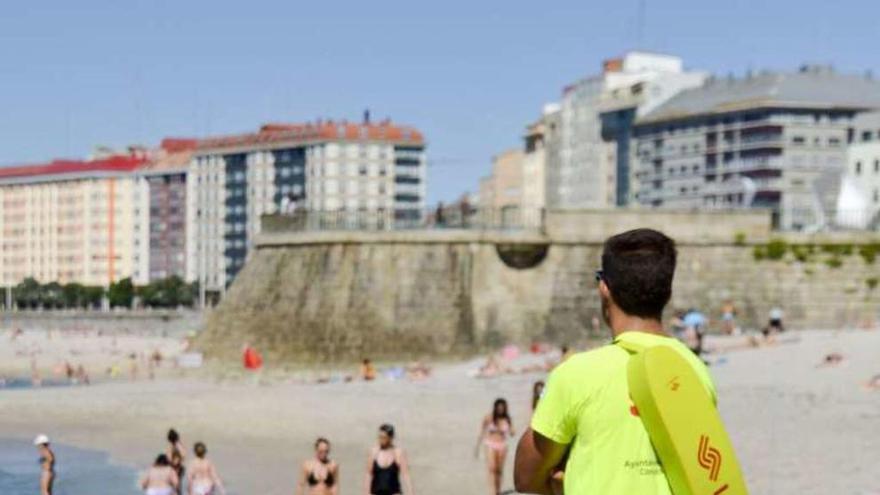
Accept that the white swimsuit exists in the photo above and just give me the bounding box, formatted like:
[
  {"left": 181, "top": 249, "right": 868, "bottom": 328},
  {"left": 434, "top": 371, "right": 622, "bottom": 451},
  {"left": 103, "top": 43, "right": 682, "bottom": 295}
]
[
  {"left": 145, "top": 488, "right": 174, "bottom": 495},
  {"left": 191, "top": 482, "right": 214, "bottom": 495}
]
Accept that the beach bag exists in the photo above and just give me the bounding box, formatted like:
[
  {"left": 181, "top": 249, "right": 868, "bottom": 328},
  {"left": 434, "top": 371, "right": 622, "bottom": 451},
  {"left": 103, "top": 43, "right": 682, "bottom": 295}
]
[{"left": 616, "top": 334, "right": 748, "bottom": 495}]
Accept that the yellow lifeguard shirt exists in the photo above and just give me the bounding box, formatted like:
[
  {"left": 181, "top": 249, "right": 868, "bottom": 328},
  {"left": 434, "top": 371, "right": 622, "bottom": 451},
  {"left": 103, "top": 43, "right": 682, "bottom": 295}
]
[{"left": 531, "top": 331, "right": 716, "bottom": 494}]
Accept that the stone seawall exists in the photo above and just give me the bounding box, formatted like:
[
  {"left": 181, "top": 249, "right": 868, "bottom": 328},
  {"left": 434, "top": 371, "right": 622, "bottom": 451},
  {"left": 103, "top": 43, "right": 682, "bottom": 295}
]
[
  {"left": 198, "top": 210, "right": 880, "bottom": 363},
  {"left": 1, "top": 310, "right": 203, "bottom": 336}
]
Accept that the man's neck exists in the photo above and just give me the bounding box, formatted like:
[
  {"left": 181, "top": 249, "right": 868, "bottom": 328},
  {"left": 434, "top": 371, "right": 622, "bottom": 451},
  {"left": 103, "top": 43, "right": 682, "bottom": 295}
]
[{"left": 609, "top": 313, "right": 665, "bottom": 338}]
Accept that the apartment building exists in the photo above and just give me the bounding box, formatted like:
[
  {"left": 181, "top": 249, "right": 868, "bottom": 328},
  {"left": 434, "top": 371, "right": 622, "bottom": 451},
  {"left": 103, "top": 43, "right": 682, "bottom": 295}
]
[
  {"left": 187, "top": 119, "right": 426, "bottom": 290},
  {"left": 632, "top": 65, "right": 880, "bottom": 229},
  {"left": 523, "top": 116, "right": 548, "bottom": 212},
  {"left": 546, "top": 52, "right": 708, "bottom": 208},
  {"left": 479, "top": 149, "right": 525, "bottom": 225},
  {"left": 840, "top": 111, "right": 880, "bottom": 227},
  {"left": 137, "top": 138, "right": 197, "bottom": 281},
  {"left": 0, "top": 153, "right": 149, "bottom": 287}
]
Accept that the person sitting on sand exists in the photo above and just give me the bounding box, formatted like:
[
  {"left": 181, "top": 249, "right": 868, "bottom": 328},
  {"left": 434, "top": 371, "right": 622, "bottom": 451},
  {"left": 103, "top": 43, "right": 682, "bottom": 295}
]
[
  {"left": 764, "top": 306, "right": 785, "bottom": 336},
  {"left": 405, "top": 361, "right": 431, "bottom": 381},
  {"left": 142, "top": 454, "right": 179, "bottom": 495},
  {"left": 365, "top": 424, "right": 414, "bottom": 495},
  {"left": 361, "top": 359, "right": 378, "bottom": 381},
  {"left": 187, "top": 442, "right": 225, "bottom": 495},
  {"left": 817, "top": 352, "right": 845, "bottom": 368},
  {"left": 34, "top": 434, "right": 55, "bottom": 495},
  {"left": 297, "top": 437, "right": 339, "bottom": 495}
]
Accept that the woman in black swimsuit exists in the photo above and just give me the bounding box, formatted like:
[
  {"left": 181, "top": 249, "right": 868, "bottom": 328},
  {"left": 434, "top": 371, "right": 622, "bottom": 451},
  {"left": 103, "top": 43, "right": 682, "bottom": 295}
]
[
  {"left": 297, "top": 437, "right": 339, "bottom": 495},
  {"left": 364, "top": 424, "right": 414, "bottom": 495},
  {"left": 34, "top": 435, "right": 55, "bottom": 495}
]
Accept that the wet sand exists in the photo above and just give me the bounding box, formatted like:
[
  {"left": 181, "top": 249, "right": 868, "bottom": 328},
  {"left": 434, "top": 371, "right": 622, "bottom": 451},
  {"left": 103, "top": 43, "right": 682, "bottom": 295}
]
[{"left": 1, "top": 329, "right": 879, "bottom": 494}]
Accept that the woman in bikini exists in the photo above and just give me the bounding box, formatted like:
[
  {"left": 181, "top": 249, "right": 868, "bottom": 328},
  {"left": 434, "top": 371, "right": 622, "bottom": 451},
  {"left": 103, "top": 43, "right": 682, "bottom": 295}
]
[
  {"left": 34, "top": 435, "right": 55, "bottom": 495},
  {"left": 141, "top": 454, "right": 180, "bottom": 495},
  {"left": 297, "top": 437, "right": 339, "bottom": 495},
  {"left": 475, "top": 398, "right": 515, "bottom": 495},
  {"left": 364, "top": 424, "right": 414, "bottom": 495},
  {"left": 187, "top": 442, "right": 225, "bottom": 495},
  {"left": 166, "top": 429, "right": 185, "bottom": 495}
]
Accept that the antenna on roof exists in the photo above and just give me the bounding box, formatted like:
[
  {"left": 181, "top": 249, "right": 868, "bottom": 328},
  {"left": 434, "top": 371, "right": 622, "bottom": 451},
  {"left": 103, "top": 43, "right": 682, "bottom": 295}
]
[{"left": 635, "top": 0, "right": 646, "bottom": 48}]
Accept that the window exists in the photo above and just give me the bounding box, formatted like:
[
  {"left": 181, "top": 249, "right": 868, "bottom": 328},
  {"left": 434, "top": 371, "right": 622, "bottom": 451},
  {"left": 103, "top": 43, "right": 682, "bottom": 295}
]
[
  {"left": 792, "top": 136, "right": 805, "bottom": 145},
  {"left": 875, "top": 189, "right": 879, "bottom": 203},
  {"left": 856, "top": 161, "right": 862, "bottom": 174},
  {"left": 828, "top": 137, "right": 841, "bottom": 147},
  {"left": 875, "top": 160, "right": 879, "bottom": 173}
]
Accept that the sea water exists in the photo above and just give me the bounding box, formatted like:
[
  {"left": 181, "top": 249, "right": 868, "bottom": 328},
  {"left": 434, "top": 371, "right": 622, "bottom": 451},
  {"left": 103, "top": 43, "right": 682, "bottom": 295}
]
[{"left": 0, "top": 439, "right": 140, "bottom": 495}]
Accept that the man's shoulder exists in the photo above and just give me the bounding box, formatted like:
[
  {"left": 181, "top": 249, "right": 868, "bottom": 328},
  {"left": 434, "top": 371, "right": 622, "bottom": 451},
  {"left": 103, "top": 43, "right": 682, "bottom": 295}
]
[{"left": 553, "top": 344, "right": 628, "bottom": 377}]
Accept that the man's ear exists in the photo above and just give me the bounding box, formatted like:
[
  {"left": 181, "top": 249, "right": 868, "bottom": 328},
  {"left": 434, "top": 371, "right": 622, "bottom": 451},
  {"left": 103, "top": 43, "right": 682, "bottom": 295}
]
[{"left": 599, "top": 280, "right": 611, "bottom": 300}]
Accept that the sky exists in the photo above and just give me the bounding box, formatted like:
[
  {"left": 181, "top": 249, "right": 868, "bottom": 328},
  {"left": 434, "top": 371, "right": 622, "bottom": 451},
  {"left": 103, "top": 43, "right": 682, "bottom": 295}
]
[{"left": 1, "top": 0, "right": 878, "bottom": 203}]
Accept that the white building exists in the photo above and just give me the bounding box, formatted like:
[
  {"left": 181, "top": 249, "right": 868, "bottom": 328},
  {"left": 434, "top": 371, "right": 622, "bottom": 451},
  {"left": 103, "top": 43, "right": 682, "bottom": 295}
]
[
  {"left": 0, "top": 154, "right": 150, "bottom": 287},
  {"left": 186, "top": 120, "right": 427, "bottom": 290},
  {"left": 546, "top": 52, "right": 708, "bottom": 209},
  {"left": 840, "top": 112, "right": 880, "bottom": 228},
  {"left": 633, "top": 66, "right": 880, "bottom": 230}
]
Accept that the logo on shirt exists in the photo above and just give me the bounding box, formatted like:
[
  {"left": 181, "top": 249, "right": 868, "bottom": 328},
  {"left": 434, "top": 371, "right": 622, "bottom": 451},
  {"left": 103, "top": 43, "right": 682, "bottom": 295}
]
[
  {"left": 629, "top": 403, "right": 640, "bottom": 417},
  {"left": 668, "top": 376, "right": 680, "bottom": 391}
]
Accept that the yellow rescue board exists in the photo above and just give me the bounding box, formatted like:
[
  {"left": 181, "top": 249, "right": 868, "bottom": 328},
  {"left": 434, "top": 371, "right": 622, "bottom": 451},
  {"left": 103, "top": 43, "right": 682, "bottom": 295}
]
[{"left": 627, "top": 345, "right": 749, "bottom": 495}]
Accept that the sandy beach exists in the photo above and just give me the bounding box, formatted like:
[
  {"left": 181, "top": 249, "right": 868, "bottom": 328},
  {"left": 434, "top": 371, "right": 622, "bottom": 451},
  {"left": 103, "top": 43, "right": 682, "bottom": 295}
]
[{"left": 1, "top": 328, "right": 879, "bottom": 494}]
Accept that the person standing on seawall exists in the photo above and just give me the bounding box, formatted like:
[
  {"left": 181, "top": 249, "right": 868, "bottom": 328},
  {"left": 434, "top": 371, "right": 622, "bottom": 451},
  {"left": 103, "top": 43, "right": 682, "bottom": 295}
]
[
  {"left": 34, "top": 435, "right": 55, "bottom": 495},
  {"left": 514, "top": 229, "right": 717, "bottom": 494}
]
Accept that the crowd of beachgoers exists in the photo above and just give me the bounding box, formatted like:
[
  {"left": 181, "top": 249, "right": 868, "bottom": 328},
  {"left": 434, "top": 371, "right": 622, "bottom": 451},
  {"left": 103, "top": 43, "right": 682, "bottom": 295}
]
[{"left": 4, "top": 303, "right": 880, "bottom": 495}]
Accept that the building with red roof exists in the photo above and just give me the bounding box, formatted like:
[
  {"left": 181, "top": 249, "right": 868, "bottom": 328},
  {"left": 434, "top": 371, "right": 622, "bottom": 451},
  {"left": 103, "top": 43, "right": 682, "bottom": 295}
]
[
  {"left": 0, "top": 152, "right": 151, "bottom": 287},
  {"left": 187, "top": 117, "right": 427, "bottom": 290}
]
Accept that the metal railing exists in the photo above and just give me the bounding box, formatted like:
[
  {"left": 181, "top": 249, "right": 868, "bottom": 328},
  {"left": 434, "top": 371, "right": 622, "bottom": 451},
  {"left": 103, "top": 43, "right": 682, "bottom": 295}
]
[{"left": 261, "top": 207, "right": 547, "bottom": 233}]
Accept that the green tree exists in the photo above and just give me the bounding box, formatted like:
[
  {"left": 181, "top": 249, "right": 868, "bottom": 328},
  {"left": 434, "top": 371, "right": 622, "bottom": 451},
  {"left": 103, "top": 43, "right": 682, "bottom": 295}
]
[
  {"left": 108, "top": 277, "right": 134, "bottom": 308},
  {"left": 14, "top": 277, "right": 42, "bottom": 309},
  {"left": 62, "top": 283, "right": 86, "bottom": 308},
  {"left": 83, "top": 286, "right": 105, "bottom": 308},
  {"left": 42, "top": 282, "right": 64, "bottom": 308}
]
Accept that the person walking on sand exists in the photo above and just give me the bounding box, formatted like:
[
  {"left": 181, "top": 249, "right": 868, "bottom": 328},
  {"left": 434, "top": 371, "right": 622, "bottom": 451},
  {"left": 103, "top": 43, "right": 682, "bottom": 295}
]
[
  {"left": 475, "top": 398, "right": 515, "bottom": 495},
  {"left": 720, "top": 300, "right": 738, "bottom": 335},
  {"left": 297, "top": 437, "right": 339, "bottom": 495},
  {"left": 141, "top": 454, "right": 179, "bottom": 495},
  {"left": 514, "top": 229, "right": 717, "bottom": 495},
  {"left": 187, "top": 442, "right": 225, "bottom": 495},
  {"left": 167, "top": 429, "right": 186, "bottom": 495},
  {"left": 34, "top": 435, "right": 55, "bottom": 495},
  {"left": 531, "top": 381, "right": 545, "bottom": 412},
  {"left": 364, "top": 424, "right": 414, "bottom": 495}
]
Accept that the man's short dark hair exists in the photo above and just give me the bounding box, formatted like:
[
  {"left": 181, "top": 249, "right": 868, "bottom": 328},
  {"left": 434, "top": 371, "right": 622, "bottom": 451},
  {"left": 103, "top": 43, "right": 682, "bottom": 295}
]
[{"left": 601, "top": 228, "right": 677, "bottom": 319}]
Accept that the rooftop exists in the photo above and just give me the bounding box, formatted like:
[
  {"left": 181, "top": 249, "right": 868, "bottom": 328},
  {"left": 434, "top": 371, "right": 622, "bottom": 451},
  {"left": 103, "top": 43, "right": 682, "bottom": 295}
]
[
  {"left": 0, "top": 154, "right": 147, "bottom": 183},
  {"left": 638, "top": 65, "right": 880, "bottom": 124},
  {"left": 196, "top": 120, "right": 424, "bottom": 152}
]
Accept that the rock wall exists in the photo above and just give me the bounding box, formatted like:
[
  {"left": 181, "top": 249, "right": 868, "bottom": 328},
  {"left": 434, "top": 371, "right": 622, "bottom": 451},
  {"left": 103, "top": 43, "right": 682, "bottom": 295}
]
[
  {"left": 0, "top": 310, "right": 203, "bottom": 336},
  {"left": 198, "top": 211, "right": 880, "bottom": 364}
]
